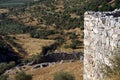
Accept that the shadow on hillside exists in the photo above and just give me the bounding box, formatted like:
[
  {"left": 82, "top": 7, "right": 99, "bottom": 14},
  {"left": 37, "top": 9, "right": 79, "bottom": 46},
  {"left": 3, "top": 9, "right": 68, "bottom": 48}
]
[
  {"left": 43, "top": 52, "right": 84, "bottom": 62},
  {"left": 0, "top": 36, "right": 21, "bottom": 63}
]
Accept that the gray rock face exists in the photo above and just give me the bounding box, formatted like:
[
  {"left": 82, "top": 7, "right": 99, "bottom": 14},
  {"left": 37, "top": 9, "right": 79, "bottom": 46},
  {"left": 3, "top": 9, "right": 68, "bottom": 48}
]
[{"left": 84, "top": 9, "right": 120, "bottom": 80}]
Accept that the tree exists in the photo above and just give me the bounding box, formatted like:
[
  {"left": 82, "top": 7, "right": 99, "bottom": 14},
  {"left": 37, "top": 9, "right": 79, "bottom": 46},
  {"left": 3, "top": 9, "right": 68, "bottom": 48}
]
[
  {"left": 99, "top": 1, "right": 113, "bottom": 11},
  {"left": 89, "top": 3, "right": 98, "bottom": 11},
  {"left": 115, "top": 0, "right": 120, "bottom": 8},
  {"left": 69, "top": 40, "right": 82, "bottom": 49},
  {"left": 15, "top": 72, "right": 32, "bottom": 80}
]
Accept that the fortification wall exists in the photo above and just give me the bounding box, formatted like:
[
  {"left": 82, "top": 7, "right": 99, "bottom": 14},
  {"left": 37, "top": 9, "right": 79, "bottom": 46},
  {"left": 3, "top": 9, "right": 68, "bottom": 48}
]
[{"left": 84, "top": 9, "right": 120, "bottom": 80}]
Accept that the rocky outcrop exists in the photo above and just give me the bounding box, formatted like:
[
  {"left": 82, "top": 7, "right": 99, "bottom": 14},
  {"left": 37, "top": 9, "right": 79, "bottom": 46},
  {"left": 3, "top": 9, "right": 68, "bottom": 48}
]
[{"left": 84, "top": 9, "right": 120, "bottom": 80}]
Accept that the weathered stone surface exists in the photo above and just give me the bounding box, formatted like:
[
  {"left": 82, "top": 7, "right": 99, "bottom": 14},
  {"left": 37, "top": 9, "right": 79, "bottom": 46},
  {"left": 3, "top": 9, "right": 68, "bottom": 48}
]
[
  {"left": 93, "top": 27, "right": 99, "bottom": 33},
  {"left": 84, "top": 9, "right": 120, "bottom": 80},
  {"left": 112, "top": 34, "right": 118, "bottom": 39},
  {"left": 108, "top": 29, "right": 114, "bottom": 36},
  {"left": 101, "top": 35, "right": 106, "bottom": 44},
  {"left": 84, "top": 40, "right": 91, "bottom": 46},
  {"left": 110, "top": 20, "right": 116, "bottom": 28}
]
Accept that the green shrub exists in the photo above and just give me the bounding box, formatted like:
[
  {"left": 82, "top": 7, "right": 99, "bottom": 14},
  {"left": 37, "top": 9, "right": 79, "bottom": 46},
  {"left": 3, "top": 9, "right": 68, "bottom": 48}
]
[
  {"left": 7, "top": 61, "right": 16, "bottom": 69},
  {"left": 69, "top": 32, "right": 78, "bottom": 39},
  {"left": 69, "top": 40, "right": 82, "bottom": 49},
  {"left": 0, "top": 37, "right": 8, "bottom": 50},
  {"left": 54, "top": 71, "right": 75, "bottom": 80},
  {"left": 30, "top": 29, "right": 55, "bottom": 39},
  {"left": 15, "top": 72, "right": 32, "bottom": 80},
  {"left": 104, "top": 47, "right": 120, "bottom": 79},
  {"left": 0, "top": 61, "right": 16, "bottom": 75},
  {"left": 30, "top": 54, "right": 46, "bottom": 64},
  {"left": 0, "top": 74, "right": 9, "bottom": 80},
  {"left": 64, "top": 45, "right": 70, "bottom": 49},
  {"left": 81, "top": 32, "right": 84, "bottom": 39},
  {"left": 55, "top": 37, "right": 65, "bottom": 45},
  {"left": 0, "top": 63, "right": 8, "bottom": 74},
  {"left": 115, "top": 0, "right": 120, "bottom": 8},
  {"left": 99, "top": 1, "right": 113, "bottom": 11}
]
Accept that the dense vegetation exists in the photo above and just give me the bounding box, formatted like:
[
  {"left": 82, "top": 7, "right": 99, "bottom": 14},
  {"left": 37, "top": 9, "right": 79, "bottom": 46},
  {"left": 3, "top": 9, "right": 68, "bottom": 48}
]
[
  {"left": 15, "top": 72, "right": 32, "bottom": 80},
  {"left": 0, "top": 20, "right": 25, "bottom": 35},
  {"left": 0, "top": 0, "right": 119, "bottom": 78},
  {"left": 0, "top": 0, "right": 119, "bottom": 62},
  {"left": 30, "top": 29, "right": 56, "bottom": 39},
  {"left": 7, "top": 0, "right": 120, "bottom": 39},
  {"left": 0, "top": 61, "right": 15, "bottom": 75},
  {"left": 0, "top": 74, "right": 9, "bottom": 80},
  {"left": 104, "top": 48, "right": 120, "bottom": 80}
]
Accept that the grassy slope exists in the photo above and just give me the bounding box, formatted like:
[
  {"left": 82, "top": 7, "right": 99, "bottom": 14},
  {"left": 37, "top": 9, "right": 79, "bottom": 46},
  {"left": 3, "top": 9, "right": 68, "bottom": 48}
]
[
  {"left": 9, "top": 34, "right": 55, "bottom": 57},
  {"left": 0, "top": 0, "right": 117, "bottom": 62},
  {"left": 9, "top": 61, "right": 83, "bottom": 80},
  {"left": 1, "top": 0, "right": 119, "bottom": 80},
  {"left": 7, "top": 0, "right": 117, "bottom": 54},
  {"left": 8, "top": 0, "right": 86, "bottom": 53}
]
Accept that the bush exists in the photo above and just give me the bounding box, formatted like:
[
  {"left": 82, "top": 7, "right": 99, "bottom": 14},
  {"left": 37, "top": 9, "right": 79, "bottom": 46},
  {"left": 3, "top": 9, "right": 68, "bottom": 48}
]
[
  {"left": 115, "top": 0, "right": 120, "bottom": 8},
  {"left": 104, "top": 47, "right": 120, "bottom": 79},
  {"left": 0, "top": 37, "right": 9, "bottom": 51},
  {"left": 30, "top": 29, "right": 55, "bottom": 39},
  {"left": 0, "top": 74, "right": 8, "bottom": 80},
  {"left": 69, "top": 40, "right": 82, "bottom": 49},
  {"left": 0, "top": 39, "right": 6, "bottom": 47},
  {"left": 7, "top": 61, "right": 16, "bottom": 69},
  {"left": 0, "top": 61, "right": 16, "bottom": 75},
  {"left": 15, "top": 72, "right": 32, "bottom": 80},
  {"left": 55, "top": 37, "right": 65, "bottom": 45},
  {"left": 69, "top": 32, "right": 78, "bottom": 39},
  {"left": 99, "top": 1, "right": 113, "bottom": 11},
  {"left": 54, "top": 71, "right": 75, "bottom": 80},
  {"left": 0, "top": 20, "right": 26, "bottom": 35},
  {"left": 0, "top": 63, "right": 8, "bottom": 74},
  {"left": 30, "top": 54, "right": 46, "bottom": 64}
]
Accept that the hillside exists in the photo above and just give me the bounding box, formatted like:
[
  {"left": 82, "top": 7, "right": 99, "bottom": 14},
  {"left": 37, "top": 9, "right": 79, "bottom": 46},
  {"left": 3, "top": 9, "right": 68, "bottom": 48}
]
[
  {"left": 0, "top": 0, "right": 35, "bottom": 7},
  {"left": 6, "top": 0, "right": 119, "bottom": 54},
  {"left": 0, "top": 0, "right": 120, "bottom": 80},
  {"left": 8, "top": 61, "right": 83, "bottom": 80},
  {"left": 0, "top": 36, "right": 20, "bottom": 63}
]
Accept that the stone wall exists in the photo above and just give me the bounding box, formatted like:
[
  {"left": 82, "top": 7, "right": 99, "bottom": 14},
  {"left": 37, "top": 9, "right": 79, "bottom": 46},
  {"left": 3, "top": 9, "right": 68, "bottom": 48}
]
[{"left": 84, "top": 9, "right": 120, "bottom": 80}]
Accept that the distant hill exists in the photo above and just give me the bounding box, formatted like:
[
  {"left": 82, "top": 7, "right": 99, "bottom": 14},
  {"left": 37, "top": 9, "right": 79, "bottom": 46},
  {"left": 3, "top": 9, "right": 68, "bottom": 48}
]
[
  {"left": 0, "top": 0, "right": 34, "bottom": 3},
  {"left": 0, "top": 0, "right": 119, "bottom": 62},
  {"left": 0, "top": 0, "right": 119, "bottom": 79},
  {"left": 0, "top": 0, "right": 36, "bottom": 7}
]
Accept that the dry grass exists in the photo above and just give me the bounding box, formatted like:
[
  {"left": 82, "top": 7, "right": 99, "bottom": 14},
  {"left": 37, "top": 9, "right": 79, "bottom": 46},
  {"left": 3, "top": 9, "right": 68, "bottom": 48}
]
[
  {"left": 0, "top": 9, "right": 9, "bottom": 14},
  {"left": 27, "top": 61, "right": 83, "bottom": 80},
  {"left": 108, "top": 75, "right": 120, "bottom": 80},
  {"left": 10, "top": 34, "right": 55, "bottom": 57},
  {"left": 9, "top": 12, "right": 40, "bottom": 27},
  {"left": 9, "top": 61, "right": 83, "bottom": 80},
  {"left": 70, "top": 13, "right": 80, "bottom": 18},
  {"left": 109, "top": 0, "right": 115, "bottom": 7},
  {"left": 55, "top": 4, "right": 64, "bottom": 12},
  {"left": 55, "top": 28, "right": 84, "bottom": 53}
]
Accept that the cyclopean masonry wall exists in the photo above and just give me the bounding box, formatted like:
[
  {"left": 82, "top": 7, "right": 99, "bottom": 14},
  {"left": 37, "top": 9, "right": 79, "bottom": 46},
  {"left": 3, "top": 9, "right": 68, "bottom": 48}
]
[{"left": 84, "top": 9, "right": 120, "bottom": 80}]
